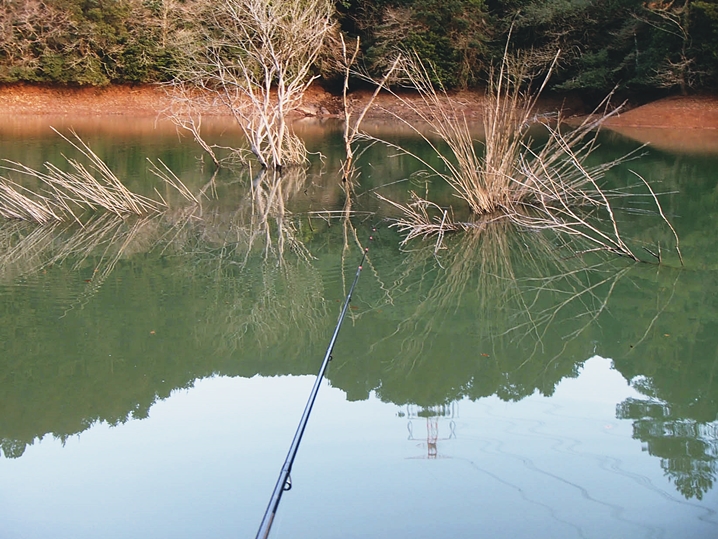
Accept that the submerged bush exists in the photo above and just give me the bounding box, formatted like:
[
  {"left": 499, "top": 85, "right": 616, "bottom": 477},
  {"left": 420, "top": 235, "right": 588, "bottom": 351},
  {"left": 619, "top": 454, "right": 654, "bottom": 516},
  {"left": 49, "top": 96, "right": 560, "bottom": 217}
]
[{"left": 374, "top": 50, "right": 682, "bottom": 263}]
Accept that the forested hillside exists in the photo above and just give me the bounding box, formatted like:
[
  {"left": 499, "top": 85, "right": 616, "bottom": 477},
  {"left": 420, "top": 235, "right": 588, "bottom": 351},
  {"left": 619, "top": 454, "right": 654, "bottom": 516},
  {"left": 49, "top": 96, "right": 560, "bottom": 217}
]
[{"left": 1, "top": 0, "right": 716, "bottom": 95}]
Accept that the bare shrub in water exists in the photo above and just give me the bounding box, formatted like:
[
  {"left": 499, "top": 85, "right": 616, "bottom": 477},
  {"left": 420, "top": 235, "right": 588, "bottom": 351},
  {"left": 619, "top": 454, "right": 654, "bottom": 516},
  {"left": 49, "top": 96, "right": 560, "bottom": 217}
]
[
  {"left": 0, "top": 128, "right": 314, "bottom": 271},
  {"left": 1, "top": 130, "right": 164, "bottom": 222},
  {"left": 374, "top": 48, "right": 681, "bottom": 263},
  {"left": 0, "top": 181, "right": 62, "bottom": 224},
  {"left": 166, "top": 0, "right": 336, "bottom": 170},
  {"left": 339, "top": 35, "right": 402, "bottom": 186}
]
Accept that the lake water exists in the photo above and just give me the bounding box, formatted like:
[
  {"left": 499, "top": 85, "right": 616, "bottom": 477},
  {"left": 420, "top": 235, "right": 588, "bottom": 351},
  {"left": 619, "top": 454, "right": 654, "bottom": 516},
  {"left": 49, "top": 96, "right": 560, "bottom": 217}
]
[{"left": 0, "top": 117, "right": 717, "bottom": 539}]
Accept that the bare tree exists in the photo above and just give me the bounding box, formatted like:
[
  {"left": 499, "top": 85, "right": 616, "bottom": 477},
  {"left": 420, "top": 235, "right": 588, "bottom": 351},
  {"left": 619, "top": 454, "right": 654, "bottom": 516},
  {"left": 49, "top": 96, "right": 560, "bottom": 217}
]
[{"left": 169, "top": 0, "right": 336, "bottom": 170}]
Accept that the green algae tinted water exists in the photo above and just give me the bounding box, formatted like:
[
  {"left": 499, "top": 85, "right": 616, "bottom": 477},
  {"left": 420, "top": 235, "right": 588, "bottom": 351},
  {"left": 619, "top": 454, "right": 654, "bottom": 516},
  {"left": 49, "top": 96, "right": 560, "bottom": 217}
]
[{"left": 0, "top": 118, "right": 717, "bottom": 538}]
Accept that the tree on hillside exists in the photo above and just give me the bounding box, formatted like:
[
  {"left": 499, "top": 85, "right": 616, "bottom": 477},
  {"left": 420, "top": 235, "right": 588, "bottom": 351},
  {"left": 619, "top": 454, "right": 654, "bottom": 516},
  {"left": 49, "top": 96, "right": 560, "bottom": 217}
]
[{"left": 500, "top": 0, "right": 718, "bottom": 95}]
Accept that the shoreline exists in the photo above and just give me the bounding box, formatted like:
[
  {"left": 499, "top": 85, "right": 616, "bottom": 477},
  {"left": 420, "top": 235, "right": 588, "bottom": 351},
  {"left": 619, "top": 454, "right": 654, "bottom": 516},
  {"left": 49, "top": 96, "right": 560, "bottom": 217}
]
[{"left": 1, "top": 83, "right": 717, "bottom": 153}]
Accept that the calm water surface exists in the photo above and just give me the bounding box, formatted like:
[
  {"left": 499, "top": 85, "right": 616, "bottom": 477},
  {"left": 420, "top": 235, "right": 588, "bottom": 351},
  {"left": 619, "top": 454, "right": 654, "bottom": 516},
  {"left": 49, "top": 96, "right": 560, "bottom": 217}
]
[{"left": 0, "top": 117, "right": 717, "bottom": 538}]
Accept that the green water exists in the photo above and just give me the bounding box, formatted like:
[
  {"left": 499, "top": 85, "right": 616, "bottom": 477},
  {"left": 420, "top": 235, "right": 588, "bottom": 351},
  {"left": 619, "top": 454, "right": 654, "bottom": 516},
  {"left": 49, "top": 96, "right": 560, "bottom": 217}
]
[{"left": 0, "top": 119, "right": 717, "bottom": 538}]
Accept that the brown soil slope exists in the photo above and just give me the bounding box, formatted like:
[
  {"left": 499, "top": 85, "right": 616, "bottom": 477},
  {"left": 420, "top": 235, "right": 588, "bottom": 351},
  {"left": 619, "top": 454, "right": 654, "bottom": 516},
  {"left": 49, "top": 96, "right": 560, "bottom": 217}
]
[
  {"left": 1, "top": 84, "right": 717, "bottom": 152},
  {"left": 603, "top": 95, "right": 718, "bottom": 153}
]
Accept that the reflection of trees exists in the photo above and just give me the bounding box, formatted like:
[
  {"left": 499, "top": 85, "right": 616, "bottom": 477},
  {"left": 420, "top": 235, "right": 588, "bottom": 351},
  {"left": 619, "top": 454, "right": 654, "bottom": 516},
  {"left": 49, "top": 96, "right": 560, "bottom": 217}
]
[
  {"left": 0, "top": 166, "right": 332, "bottom": 458},
  {"left": 617, "top": 397, "right": 718, "bottom": 500},
  {"left": 1, "top": 180, "right": 717, "bottom": 502},
  {"left": 585, "top": 148, "right": 718, "bottom": 501},
  {"left": 328, "top": 224, "right": 718, "bottom": 501},
  {"left": 601, "top": 260, "right": 718, "bottom": 500},
  {"left": 338, "top": 222, "right": 634, "bottom": 406}
]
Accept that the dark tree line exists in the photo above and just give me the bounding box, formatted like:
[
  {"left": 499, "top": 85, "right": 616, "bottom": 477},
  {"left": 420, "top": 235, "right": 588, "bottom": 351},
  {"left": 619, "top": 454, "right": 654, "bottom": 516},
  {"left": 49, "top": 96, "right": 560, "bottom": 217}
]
[
  {"left": 340, "top": 0, "right": 718, "bottom": 96},
  {"left": 0, "top": 0, "right": 717, "bottom": 95}
]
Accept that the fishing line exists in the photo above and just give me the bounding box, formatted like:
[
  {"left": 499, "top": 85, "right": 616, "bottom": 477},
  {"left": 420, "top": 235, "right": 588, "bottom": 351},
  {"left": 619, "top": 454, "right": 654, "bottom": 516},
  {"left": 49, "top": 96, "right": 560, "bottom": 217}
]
[{"left": 255, "top": 235, "right": 373, "bottom": 539}]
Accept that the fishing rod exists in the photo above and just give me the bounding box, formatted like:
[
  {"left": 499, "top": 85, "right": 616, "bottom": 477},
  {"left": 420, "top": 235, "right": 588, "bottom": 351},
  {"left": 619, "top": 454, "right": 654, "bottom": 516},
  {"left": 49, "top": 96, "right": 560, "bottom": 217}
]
[{"left": 255, "top": 243, "right": 371, "bottom": 539}]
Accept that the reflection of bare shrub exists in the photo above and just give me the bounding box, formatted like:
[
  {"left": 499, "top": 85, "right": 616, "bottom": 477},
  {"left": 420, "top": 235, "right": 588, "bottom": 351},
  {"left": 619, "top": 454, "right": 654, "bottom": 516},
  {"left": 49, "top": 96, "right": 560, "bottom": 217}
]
[
  {"left": 0, "top": 164, "right": 323, "bottom": 353},
  {"left": 0, "top": 221, "right": 60, "bottom": 279},
  {"left": 379, "top": 224, "right": 633, "bottom": 375}
]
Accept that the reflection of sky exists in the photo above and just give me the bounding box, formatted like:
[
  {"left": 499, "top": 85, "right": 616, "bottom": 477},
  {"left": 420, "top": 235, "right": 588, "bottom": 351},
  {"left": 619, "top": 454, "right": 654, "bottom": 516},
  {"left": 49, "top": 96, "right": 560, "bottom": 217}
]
[{"left": 2, "top": 357, "right": 717, "bottom": 539}]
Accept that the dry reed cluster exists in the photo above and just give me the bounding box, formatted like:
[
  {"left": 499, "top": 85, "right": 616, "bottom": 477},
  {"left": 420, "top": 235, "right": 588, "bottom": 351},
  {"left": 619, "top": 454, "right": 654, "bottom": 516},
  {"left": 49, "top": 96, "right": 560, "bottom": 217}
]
[
  {"left": 0, "top": 130, "right": 168, "bottom": 224},
  {"left": 374, "top": 50, "right": 682, "bottom": 264},
  {"left": 0, "top": 127, "right": 315, "bottom": 274}
]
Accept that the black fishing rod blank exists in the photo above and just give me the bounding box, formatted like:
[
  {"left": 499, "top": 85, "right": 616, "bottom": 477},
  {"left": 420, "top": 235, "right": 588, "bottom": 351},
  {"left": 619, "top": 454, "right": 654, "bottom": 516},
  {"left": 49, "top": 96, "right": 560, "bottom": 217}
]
[{"left": 255, "top": 246, "right": 370, "bottom": 539}]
